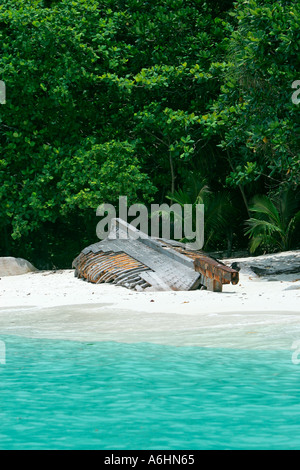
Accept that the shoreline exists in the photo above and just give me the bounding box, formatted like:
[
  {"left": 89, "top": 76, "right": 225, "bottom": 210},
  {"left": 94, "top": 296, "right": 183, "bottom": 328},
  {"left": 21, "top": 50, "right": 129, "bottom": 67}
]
[{"left": 0, "top": 251, "right": 299, "bottom": 348}]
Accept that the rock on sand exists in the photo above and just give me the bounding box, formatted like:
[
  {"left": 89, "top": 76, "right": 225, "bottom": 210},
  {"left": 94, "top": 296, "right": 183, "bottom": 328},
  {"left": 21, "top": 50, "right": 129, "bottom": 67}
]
[{"left": 0, "top": 257, "right": 38, "bottom": 276}]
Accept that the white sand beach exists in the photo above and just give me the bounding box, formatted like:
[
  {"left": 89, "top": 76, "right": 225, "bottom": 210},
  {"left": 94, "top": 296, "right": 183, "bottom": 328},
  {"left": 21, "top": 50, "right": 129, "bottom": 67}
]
[{"left": 0, "top": 251, "right": 299, "bottom": 349}]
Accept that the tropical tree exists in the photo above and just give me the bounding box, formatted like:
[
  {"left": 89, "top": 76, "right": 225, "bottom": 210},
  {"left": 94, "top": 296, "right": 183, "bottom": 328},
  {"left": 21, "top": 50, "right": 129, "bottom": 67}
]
[
  {"left": 0, "top": 0, "right": 232, "bottom": 267},
  {"left": 1, "top": 0, "right": 298, "bottom": 266},
  {"left": 245, "top": 189, "right": 300, "bottom": 253},
  {"left": 165, "top": 173, "right": 238, "bottom": 253},
  {"left": 201, "top": 0, "right": 300, "bottom": 199}
]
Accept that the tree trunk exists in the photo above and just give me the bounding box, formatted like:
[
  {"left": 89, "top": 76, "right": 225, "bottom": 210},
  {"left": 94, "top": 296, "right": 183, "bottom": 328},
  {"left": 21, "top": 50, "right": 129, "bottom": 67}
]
[{"left": 226, "top": 151, "right": 251, "bottom": 218}]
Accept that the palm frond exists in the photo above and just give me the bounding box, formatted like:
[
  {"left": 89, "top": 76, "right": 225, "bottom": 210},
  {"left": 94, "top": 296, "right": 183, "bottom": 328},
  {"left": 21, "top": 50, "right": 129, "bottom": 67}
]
[
  {"left": 245, "top": 218, "right": 284, "bottom": 237},
  {"left": 245, "top": 189, "right": 300, "bottom": 253},
  {"left": 248, "top": 235, "right": 264, "bottom": 254},
  {"left": 166, "top": 188, "right": 192, "bottom": 206},
  {"left": 276, "top": 189, "right": 300, "bottom": 228},
  {"left": 286, "top": 210, "right": 300, "bottom": 242},
  {"left": 249, "top": 195, "right": 281, "bottom": 227}
]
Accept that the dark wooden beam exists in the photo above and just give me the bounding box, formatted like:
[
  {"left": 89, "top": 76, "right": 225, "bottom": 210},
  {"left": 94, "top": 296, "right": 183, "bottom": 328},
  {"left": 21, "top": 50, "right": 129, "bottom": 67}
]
[{"left": 194, "top": 256, "right": 239, "bottom": 292}]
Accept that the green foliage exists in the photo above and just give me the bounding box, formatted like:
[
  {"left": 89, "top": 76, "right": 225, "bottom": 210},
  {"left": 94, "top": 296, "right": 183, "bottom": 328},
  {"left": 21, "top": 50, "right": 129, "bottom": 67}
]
[
  {"left": 203, "top": 0, "right": 300, "bottom": 191},
  {"left": 245, "top": 189, "right": 300, "bottom": 253},
  {"left": 0, "top": 0, "right": 159, "bottom": 257},
  {"left": 166, "top": 173, "right": 238, "bottom": 251},
  {"left": 0, "top": 0, "right": 299, "bottom": 267}
]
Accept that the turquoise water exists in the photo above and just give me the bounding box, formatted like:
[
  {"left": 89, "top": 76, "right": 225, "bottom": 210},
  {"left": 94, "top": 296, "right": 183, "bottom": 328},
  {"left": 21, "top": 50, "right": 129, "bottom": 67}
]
[{"left": 0, "top": 334, "right": 300, "bottom": 450}]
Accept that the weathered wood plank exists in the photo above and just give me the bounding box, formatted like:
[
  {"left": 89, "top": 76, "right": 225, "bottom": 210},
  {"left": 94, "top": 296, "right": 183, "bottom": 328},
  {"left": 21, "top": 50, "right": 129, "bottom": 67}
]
[{"left": 194, "top": 255, "right": 239, "bottom": 290}]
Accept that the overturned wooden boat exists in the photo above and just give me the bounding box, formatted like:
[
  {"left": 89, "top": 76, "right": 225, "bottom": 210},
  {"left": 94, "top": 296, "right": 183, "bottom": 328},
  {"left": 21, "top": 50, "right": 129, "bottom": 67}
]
[{"left": 72, "top": 218, "right": 239, "bottom": 292}]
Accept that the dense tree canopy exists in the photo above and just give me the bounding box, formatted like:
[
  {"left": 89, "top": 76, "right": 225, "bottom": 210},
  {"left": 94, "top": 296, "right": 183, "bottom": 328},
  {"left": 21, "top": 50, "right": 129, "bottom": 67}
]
[{"left": 0, "top": 0, "right": 299, "bottom": 267}]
